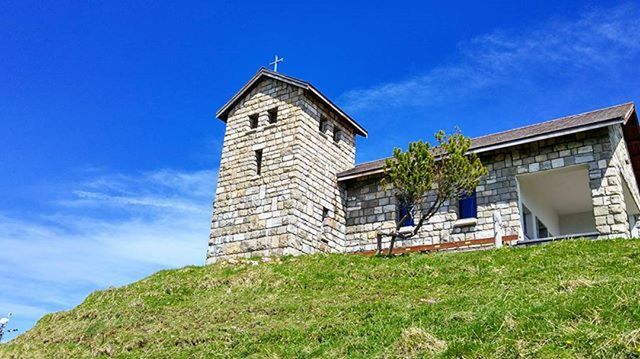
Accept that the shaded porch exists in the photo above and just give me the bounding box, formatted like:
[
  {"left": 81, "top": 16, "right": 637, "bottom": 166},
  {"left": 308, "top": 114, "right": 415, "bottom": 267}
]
[{"left": 517, "top": 165, "right": 598, "bottom": 240}]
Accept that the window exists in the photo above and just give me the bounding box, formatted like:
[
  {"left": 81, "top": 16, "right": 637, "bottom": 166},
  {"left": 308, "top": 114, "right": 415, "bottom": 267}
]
[
  {"left": 255, "top": 149, "right": 263, "bottom": 175},
  {"left": 333, "top": 129, "right": 343, "bottom": 143},
  {"left": 459, "top": 190, "right": 477, "bottom": 219},
  {"left": 267, "top": 108, "right": 278, "bottom": 124},
  {"left": 522, "top": 205, "right": 533, "bottom": 239},
  {"left": 536, "top": 218, "right": 549, "bottom": 238},
  {"left": 319, "top": 117, "right": 329, "bottom": 133},
  {"left": 249, "top": 113, "right": 259, "bottom": 129},
  {"left": 322, "top": 207, "right": 329, "bottom": 222},
  {"left": 398, "top": 203, "right": 415, "bottom": 227}
]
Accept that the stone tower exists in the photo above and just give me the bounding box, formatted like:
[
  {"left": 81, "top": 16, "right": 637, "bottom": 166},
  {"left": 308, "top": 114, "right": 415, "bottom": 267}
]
[{"left": 207, "top": 68, "right": 367, "bottom": 263}]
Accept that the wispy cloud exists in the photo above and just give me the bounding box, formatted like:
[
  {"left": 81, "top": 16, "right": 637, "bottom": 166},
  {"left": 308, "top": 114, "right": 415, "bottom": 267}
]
[
  {"left": 341, "top": 4, "right": 640, "bottom": 111},
  {"left": 0, "top": 168, "right": 216, "bottom": 341}
]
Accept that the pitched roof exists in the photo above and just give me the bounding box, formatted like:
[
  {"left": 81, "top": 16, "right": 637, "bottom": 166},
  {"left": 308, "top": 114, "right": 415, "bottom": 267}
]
[
  {"left": 216, "top": 68, "right": 368, "bottom": 137},
  {"left": 338, "top": 102, "right": 637, "bottom": 181}
]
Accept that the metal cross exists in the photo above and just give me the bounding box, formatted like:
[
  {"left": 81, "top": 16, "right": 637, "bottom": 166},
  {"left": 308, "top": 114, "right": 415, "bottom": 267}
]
[{"left": 269, "top": 55, "right": 284, "bottom": 72}]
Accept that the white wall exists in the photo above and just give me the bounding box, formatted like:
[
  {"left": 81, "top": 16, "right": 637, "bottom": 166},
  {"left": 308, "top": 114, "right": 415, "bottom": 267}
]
[
  {"left": 519, "top": 185, "right": 560, "bottom": 236},
  {"left": 630, "top": 215, "right": 639, "bottom": 237},
  {"left": 559, "top": 212, "right": 596, "bottom": 235},
  {"left": 518, "top": 165, "right": 597, "bottom": 238}
]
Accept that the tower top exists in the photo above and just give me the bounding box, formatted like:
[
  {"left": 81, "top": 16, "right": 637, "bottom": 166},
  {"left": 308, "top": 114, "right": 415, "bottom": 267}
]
[{"left": 215, "top": 68, "right": 368, "bottom": 137}]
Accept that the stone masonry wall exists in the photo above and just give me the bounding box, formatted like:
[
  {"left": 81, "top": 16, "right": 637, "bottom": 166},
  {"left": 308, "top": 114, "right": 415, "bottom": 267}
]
[
  {"left": 286, "top": 94, "right": 356, "bottom": 254},
  {"left": 207, "top": 78, "right": 356, "bottom": 263},
  {"left": 208, "top": 78, "right": 639, "bottom": 263},
  {"left": 343, "top": 127, "right": 636, "bottom": 252},
  {"left": 208, "top": 78, "right": 304, "bottom": 263},
  {"left": 593, "top": 124, "right": 640, "bottom": 237}
]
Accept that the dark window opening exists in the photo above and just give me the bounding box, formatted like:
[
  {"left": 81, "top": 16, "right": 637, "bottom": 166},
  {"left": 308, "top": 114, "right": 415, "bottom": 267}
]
[
  {"left": 319, "top": 117, "right": 329, "bottom": 133},
  {"left": 398, "top": 203, "right": 415, "bottom": 227},
  {"left": 322, "top": 207, "right": 330, "bottom": 222},
  {"left": 249, "top": 113, "right": 259, "bottom": 129},
  {"left": 267, "top": 108, "right": 278, "bottom": 124},
  {"left": 255, "top": 149, "right": 263, "bottom": 175},
  {"left": 333, "top": 129, "right": 343, "bottom": 143},
  {"left": 536, "top": 218, "right": 549, "bottom": 238},
  {"left": 459, "top": 190, "right": 477, "bottom": 219}
]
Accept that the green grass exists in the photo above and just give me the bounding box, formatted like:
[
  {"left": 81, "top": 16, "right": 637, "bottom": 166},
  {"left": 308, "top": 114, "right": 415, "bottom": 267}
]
[{"left": 3, "top": 239, "right": 640, "bottom": 358}]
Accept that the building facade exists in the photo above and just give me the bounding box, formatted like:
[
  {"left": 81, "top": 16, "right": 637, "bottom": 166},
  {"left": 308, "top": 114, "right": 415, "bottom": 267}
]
[{"left": 207, "top": 69, "right": 640, "bottom": 263}]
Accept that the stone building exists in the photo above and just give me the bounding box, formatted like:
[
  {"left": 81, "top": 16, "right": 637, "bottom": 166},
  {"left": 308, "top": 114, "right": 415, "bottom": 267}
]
[{"left": 206, "top": 68, "right": 640, "bottom": 263}]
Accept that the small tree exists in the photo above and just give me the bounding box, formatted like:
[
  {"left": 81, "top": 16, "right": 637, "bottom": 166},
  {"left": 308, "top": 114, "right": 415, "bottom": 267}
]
[{"left": 376, "top": 130, "right": 488, "bottom": 256}]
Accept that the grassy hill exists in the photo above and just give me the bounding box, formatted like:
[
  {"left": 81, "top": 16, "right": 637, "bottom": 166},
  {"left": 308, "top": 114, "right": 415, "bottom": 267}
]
[{"left": 3, "top": 239, "right": 640, "bottom": 358}]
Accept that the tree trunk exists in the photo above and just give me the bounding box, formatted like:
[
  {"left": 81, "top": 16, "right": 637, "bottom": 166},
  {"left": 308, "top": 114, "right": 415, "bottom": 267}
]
[
  {"left": 387, "top": 235, "right": 397, "bottom": 257},
  {"left": 375, "top": 234, "right": 383, "bottom": 255}
]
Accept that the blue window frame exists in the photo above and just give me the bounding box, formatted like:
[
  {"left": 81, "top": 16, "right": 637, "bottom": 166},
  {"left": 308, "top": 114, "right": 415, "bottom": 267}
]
[
  {"left": 459, "top": 190, "right": 477, "bottom": 219},
  {"left": 398, "top": 203, "right": 415, "bottom": 227}
]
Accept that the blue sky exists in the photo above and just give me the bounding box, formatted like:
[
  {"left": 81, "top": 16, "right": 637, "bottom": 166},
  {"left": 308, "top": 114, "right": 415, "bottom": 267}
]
[{"left": 2, "top": 0, "right": 640, "bottom": 340}]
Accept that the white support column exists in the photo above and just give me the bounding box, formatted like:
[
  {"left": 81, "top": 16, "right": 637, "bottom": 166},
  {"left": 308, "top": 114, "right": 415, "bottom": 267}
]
[{"left": 493, "top": 210, "right": 503, "bottom": 248}]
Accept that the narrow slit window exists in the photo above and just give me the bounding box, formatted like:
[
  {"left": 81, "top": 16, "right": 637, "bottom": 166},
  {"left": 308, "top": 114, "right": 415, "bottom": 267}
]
[
  {"left": 267, "top": 108, "right": 278, "bottom": 124},
  {"left": 397, "top": 203, "right": 415, "bottom": 227},
  {"left": 459, "top": 190, "right": 477, "bottom": 219},
  {"left": 249, "top": 113, "right": 259, "bottom": 129},
  {"left": 255, "top": 149, "right": 263, "bottom": 175}
]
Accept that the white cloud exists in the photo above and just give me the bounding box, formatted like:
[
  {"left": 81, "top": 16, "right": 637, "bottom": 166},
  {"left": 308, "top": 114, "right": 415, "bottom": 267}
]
[
  {"left": 0, "top": 168, "right": 216, "bottom": 341},
  {"left": 341, "top": 4, "right": 640, "bottom": 111},
  {"left": 70, "top": 190, "right": 204, "bottom": 212}
]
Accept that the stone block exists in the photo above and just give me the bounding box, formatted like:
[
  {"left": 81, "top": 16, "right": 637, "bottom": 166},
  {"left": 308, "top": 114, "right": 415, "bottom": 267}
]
[
  {"left": 551, "top": 158, "right": 564, "bottom": 168},
  {"left": 575, "top": 154, "right": 594, "bottom": 164}
]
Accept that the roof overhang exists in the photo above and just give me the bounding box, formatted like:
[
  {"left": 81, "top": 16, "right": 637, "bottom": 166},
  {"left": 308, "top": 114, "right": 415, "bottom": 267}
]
[
  {"left": 338, "top": 103, "right": 637, "bottom": 182},
  {"left": 216, "top": 68, "right": 368, "bottom": 137},
  {"left": 470, "top": 117, "right": 626, "bottom": 154}
]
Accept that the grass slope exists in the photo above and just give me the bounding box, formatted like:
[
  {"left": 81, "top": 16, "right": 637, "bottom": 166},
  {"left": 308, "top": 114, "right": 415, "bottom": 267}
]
[{"left": 3, "top": 239, "right": 640, "bottom": 358}]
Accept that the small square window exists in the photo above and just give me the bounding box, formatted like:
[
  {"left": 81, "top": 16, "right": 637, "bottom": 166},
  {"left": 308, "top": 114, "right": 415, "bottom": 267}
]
[
  {"left": 255, "top": 149, "right": 263, "bottom": 175},
  {"left": 319, "top": 117, "right": 329, "bottom": 133},
  {"left": 267, "top": 108, "right": 278, "bottom": 124},
  {"left": 459, "top": 190, "right": 477, "bottom": 219},
  {"left": 333, "top": 129, "right": 343, "bottom": 143},
  {"left": 249, "top": 114, "right": 259, "bottom": 129},
  {"left": 322, "top": 207, "right": 330, "bottom": 222}
]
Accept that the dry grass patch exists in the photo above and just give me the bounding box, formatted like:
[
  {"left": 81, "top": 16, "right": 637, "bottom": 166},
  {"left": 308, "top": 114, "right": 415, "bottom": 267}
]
[{"left": 392, "top": 327, "right": 447, "bottom": 358}]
